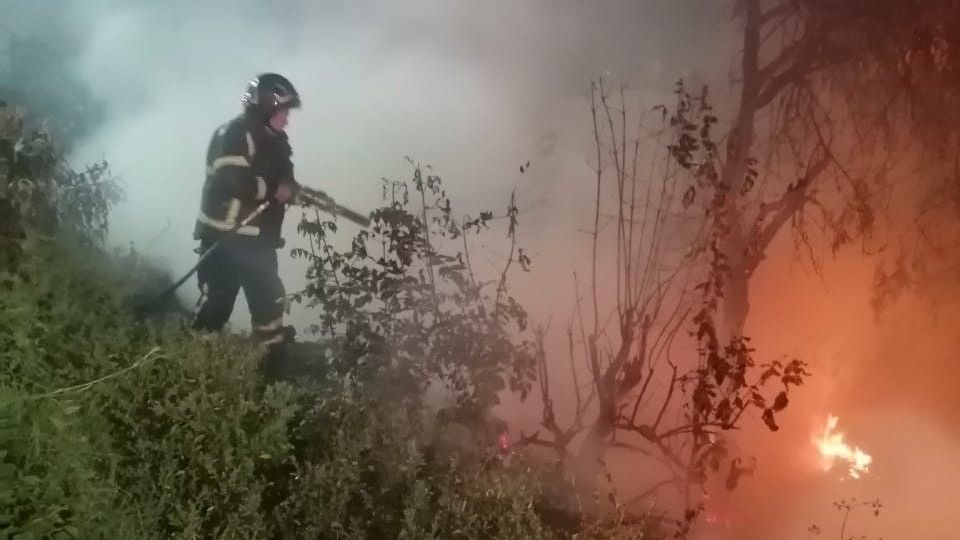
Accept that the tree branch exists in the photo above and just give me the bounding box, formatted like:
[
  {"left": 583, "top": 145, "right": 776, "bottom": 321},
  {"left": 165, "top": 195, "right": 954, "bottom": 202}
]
[
  {"left": 746, "top": 173, "right": 818, "bottom": 271},
  {"left": 653, "top": 362, "right": 679, "bottom": 431},
  {"left": 760, "top": 2, "right": 794, "bottom": 26},
  {"left": 624, "top": 478, "right": 676, "bottom": 507}
]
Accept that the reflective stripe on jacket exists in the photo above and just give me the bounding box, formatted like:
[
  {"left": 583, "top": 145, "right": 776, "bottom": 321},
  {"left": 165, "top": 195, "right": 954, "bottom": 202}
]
[{"left": 193, "top": 113, "right": 297, "bottom": 246}]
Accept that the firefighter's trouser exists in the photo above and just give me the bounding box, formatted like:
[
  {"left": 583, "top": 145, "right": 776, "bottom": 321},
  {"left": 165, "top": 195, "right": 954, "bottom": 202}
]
[{"left": 191, "top": 237, "right": 286, "bottom": 345}]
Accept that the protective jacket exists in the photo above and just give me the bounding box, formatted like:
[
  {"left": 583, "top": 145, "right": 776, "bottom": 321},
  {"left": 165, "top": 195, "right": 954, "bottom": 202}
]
[{"left": 193, "top": 112, "right": 298, "bottom": 247}]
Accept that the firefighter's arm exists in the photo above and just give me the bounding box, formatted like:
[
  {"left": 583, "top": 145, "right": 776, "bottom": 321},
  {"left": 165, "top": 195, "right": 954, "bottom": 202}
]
[
  {"left": 214, "top": 127, "right": 266, "bottom": 202},
  {"left": 272, "top": 137, "right": 300, "bottom": 203}
]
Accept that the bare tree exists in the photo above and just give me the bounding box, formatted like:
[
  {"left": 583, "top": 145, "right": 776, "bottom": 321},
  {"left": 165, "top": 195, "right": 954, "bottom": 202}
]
[
  {"left": 515, "top": 1, "right": 905, "bottom": 525},
  {"left": 709, "top": 0, "right": 893, "bottom": 337},
  {"left": 522, "top": 0, "right": 960, "bottom": 528},
  {"left": 520, "top": 81, "right": 810, "bottom": 526},
  {"left": 719, "top": 0, "right": 960, "bottom": 328},
  {"left": 791, "top": 0, "right": 960, "bottom": 311}
]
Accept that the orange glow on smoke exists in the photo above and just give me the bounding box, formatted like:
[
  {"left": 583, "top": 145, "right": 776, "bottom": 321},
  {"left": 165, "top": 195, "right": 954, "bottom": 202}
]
[{"left": 813, "top": 414, "right": 872, "bottom": 479}]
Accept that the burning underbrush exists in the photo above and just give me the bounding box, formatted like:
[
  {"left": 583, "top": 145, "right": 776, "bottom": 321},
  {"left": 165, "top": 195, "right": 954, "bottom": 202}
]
[{"left": 814, "top": 414, "right": 872, "bottom": 480}]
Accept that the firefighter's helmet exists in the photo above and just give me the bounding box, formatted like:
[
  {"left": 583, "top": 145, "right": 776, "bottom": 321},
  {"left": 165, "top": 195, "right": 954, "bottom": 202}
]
[{"left": 241, "top": 73, "right": 301, "bottom": 119}]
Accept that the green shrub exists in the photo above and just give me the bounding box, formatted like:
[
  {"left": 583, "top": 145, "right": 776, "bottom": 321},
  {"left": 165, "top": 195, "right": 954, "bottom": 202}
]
[
  {"left": 0, "top": 237, "right": 298, "bottom": 538},
  {"left": 0, "top": 385, "right": 140, "bottom": 539},
  {"left": 0, "top": 103, "right": 657, "bottom": 539},
  {"left": 272, "top": 377, "right": 552, "bottom": 540},
  {"left": 0, "top": 236, "right": 571, "bottom": 539}
]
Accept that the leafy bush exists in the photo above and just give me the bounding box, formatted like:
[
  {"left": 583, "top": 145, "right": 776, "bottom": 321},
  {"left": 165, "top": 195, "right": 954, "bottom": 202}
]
[
  {"left": 272, "top": 376, "right": 553, "bottom": 540},
  {"left": 1, "top": 236, "right": 293, "bottom": 538},
  {"left": 1, "top": 102, "right": 119, "bottom": 271},
  {"left": 0, "top": 101, "right": 667, "bottom": 538},
  {"left": 0, "top": 114, "right": 576, "bottom": 538},
  {"left": 0, "top": 234, "right": 569, "bottom": 539},
  {"left": 291, "top": 166, "right": 537, "bottom": 412}
]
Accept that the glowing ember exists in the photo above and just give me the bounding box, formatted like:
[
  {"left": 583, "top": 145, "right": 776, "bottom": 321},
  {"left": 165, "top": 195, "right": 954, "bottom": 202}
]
[
  {"left": 497, "top": 432, "right": 511, "bottom": 454},
  {"left": 813, "top": 414, "right": 872, "bottom": 479}
]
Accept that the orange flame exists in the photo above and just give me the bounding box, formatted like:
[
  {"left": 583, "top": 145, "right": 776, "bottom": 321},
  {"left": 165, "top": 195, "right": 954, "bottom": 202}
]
[{"left": 813, "top": 414, "right": 872, "bottom": 479}]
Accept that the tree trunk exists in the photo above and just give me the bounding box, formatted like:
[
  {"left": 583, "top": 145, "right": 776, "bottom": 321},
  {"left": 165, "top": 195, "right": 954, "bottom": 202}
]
[
  {"left": 574, "top": 407, "right": 616, "bottom": 511},
  {"left": 722, "top": 243, "right": 751, "bottom": 339},
  {"left": 719, "top": 0, "right": 761, "bottom": 339}
]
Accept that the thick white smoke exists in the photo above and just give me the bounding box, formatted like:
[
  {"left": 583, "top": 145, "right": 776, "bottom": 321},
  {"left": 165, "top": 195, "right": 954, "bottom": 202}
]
[
  {"left": 15, "top": 2, "right": 959, "bottom": 538},
  {"left": 42, "top": 0, "right": 733, "bottom": 329}
]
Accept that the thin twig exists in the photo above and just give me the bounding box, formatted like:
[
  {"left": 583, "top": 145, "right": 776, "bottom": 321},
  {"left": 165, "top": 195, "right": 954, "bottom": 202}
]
[{"left": 29, "top": 347, "right": 163, "bottom": 400}]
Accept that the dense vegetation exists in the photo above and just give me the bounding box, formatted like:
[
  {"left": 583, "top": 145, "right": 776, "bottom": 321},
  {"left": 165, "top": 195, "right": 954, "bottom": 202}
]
[{"left": 0, "top": 104, "right": 667, "bottom": 539}]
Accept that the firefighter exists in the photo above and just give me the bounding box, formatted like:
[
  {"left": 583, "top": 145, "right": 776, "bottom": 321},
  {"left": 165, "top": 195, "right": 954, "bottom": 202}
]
[{"left": 191, "top": 73, "right": 302, "bottom": 347}]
